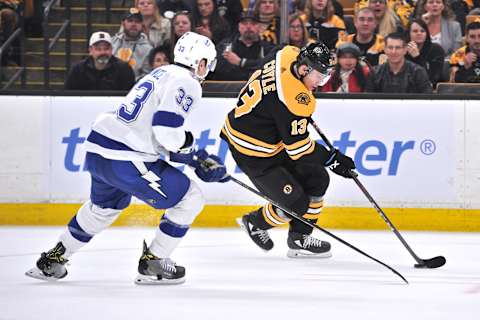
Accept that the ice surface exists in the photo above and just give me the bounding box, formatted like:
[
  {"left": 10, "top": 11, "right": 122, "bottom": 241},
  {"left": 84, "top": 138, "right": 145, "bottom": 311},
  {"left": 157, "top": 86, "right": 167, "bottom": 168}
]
[{"left": 0, "top": 227, "right": 478, "bottom": 320}]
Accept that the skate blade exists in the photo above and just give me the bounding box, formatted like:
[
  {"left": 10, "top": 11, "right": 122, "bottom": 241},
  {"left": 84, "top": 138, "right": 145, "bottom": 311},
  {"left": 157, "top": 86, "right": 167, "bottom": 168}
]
[
  {"left": 25, "top": 267, "right": 62, "bottom": 281},
  {"left": 287, "top": 249, "right": 332, "bottom": 259},
  {"left": 134, "top": 274, "right": 185, "bottom": 285}
]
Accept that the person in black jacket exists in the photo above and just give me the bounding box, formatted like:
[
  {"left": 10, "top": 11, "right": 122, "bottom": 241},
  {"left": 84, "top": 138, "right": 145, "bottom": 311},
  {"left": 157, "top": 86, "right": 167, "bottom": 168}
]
[
  {"left": 65, "top": 31, "right": 135, "bottom": 90},
  {"left": 365, "top": 32, "right": 433, "bottom": 93},
  {"left": 449, "top": 21, "right": 480, "bottom": 83},
  {"left": 211, "top": 9, "right": 275, "bottom": 80},
  {"left": 406, "top": 19, "right": 445, "bottom": 86}
]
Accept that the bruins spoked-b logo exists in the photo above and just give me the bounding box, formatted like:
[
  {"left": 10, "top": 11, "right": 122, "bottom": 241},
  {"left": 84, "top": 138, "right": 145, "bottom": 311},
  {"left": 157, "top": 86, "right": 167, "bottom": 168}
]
[
  {"left": 295, "top": 92, "right": 310, "bottom": 105},
  {"left": 283, "top": 184, "right": 293, "bottom": 195}
]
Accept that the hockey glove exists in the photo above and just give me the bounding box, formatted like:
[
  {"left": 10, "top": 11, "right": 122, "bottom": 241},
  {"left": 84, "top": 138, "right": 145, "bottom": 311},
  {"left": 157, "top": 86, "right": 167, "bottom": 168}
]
[
  {"left": 324, "top": 149, "right": 356, "bottom": 178},
  {"left": 192, "top": 149, "right": 230, "bottom": 183},
  {"left": 169, "top": 131, "right": 195, "bottom": 164}
]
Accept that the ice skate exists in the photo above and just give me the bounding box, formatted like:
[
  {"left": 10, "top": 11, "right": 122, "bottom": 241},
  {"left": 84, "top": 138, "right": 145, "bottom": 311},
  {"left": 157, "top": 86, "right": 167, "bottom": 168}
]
[
  {"left": 236, "top": 214, "right": 274, "bottom": 251},
  {"left": 287, "top": 232, "right": 332, "bottom": 258},
  {"left": 134, "top": 241, "right": 186, "bottom": 285},
  {"left": 25, "top": 242, "right": 68, "bottom": 281}
]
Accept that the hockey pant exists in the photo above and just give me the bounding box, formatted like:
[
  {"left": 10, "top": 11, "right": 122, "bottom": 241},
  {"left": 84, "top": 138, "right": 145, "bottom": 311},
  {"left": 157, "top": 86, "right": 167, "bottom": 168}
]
[
  {"left": 244, "top": 162, "right": 330, "bottom": 235},
  {"left": 59, "top": 152, "right": 204, "bottom": 258}
]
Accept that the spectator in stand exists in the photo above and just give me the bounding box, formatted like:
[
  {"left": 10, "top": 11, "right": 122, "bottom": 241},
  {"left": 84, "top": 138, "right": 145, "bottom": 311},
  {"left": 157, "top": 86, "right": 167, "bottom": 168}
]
[
  {"left": 278, "top": 0, "right": 344, "bottom": 16},
  {"left": 406, "top": 19, "right": 445, "bottom": 86},
  {"left": 157, "top": 0, "right": 191, "bottom": 17},
  {"left": 212, "top": 9, "right": 275, "bottom": 80},
  {"left": 253, "top": 0, "right": 280, "bottom": 44},
  {"left": 368, "top": 0, "right": 403, "bottom": 37},
  {"left": 163, "top": 11, "right": 194, "bottom": 57},
  {"left": 300, "top": 0, "right": 346, "bottom": 50},
  {"left": 216, "top": 0, "right": 244, "bottom": 33},
  {"left": 336, "top": 7, "right": 385, "bottom": 67},
  {"left": 65, "top": 32, "right": 135, "bottom": 90},
  {"left": 193, "top": 0, "right": 231, "bottom": 44},
  {"left": 148, "top": 44, "right": 171, "bottom": 69},
  {"left": 135, "top": 0, "right": 170, "bottom": 46},
  {"left": 449, "top": 21, "right": 480, "bottom": 82},
  {"left": 356, "top": 0, "right": 414, "bottom": 29},
  {"left": 365, "top": 32, "right": 433, "bottom": 93},
  {"left": 0, "top": 0, "right": 21, "bottom": 65},
  {"left": 288, "top": 13, "right": 314, "bottom": 48},
  {"left": 322, "top": 42, "right": 370, "bottom": 92},
  {"left": 112, "top": 8, "right": 153, "bottom": 80},
  {"left": 415, "top": 0, "right": 462, "bottom": 57}
]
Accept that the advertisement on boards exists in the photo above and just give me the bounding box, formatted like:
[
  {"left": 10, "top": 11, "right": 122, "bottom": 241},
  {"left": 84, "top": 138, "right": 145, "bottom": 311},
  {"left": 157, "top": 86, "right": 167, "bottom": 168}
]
[{"left": 48, "top": 96, "right": 464, "bottom": 207}]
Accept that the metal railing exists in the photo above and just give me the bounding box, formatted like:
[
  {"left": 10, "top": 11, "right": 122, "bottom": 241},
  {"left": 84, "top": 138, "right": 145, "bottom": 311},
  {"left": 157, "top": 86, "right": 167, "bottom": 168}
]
[
  {"left": 43, "top": 0, "right": 71, "bottom": 89},
  {"left": 0, "top": 3, "right": 26, "bottom": 90}
]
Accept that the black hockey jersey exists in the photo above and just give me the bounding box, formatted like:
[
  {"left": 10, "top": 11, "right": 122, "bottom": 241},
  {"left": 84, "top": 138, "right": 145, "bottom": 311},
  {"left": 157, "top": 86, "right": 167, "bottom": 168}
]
[{"left": 220, "top": 46, "right": 330, "bottom": 167}]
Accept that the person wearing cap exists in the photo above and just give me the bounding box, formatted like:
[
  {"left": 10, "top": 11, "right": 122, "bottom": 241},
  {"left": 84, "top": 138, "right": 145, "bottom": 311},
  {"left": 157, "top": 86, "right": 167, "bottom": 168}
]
[
  {"left": 211, "top": 9, "right": 275, "bottom": 80},
  {"left": 220, "top": 42, "right": 356, "bottom": 258},
  {"left": 322, "top": 42, "right": 370, "bottom": 92},
  {"left": 65, "top": 31, "right": 135, "bottom": 90},
  {"left": 365, "top": 32, "right": 433, "bottom": 93},
  {"left": 112, "top": 8, "right": 153, "bottom": 80}
]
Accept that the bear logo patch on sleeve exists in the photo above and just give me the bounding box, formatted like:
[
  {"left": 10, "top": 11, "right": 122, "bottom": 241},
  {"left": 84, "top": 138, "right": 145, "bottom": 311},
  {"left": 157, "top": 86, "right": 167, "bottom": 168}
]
[{"left": 295, "top": 92, "right": 310, "bottom": 105}]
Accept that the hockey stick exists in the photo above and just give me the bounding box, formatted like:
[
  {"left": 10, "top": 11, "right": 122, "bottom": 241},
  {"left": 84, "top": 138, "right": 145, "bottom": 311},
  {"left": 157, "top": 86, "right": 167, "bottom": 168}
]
[
  {"left": 309, "top": 118, "right": 446, "bottom": 269},
  {"left": 227, "top": 174, "right": 408, "bottom": 284}
]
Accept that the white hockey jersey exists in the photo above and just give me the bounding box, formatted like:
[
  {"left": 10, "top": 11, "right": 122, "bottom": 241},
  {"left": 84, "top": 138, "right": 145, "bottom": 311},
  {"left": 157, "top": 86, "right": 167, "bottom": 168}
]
[{"left": 84, "top": 64, "right": 202, "bottom": 162}]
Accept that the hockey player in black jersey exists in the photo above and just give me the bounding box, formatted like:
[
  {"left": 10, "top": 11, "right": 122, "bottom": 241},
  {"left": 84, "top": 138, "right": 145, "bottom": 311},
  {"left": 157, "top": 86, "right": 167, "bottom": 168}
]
[{"left": 220, "top": 42, "right": 356, "bottom": 258}]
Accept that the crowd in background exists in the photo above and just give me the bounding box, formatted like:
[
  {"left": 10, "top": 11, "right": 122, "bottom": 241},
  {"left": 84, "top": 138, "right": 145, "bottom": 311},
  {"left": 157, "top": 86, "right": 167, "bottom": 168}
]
[{"left": 2, "top": 0, "right": 480, "bottom": 92}]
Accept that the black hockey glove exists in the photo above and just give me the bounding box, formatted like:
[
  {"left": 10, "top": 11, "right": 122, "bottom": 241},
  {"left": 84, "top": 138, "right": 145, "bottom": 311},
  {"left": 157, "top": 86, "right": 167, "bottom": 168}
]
[{"left": 324, "top": 149, "right": 356, "bottom": 178}]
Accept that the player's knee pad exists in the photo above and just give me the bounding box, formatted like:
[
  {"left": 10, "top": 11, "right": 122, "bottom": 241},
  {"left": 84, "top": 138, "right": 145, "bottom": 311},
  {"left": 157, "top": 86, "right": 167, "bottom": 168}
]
[
  {"left": 70, "top": 200, "right": 122, "bottom": 242},
  {"left": 163, "top": 180, "right": 204, "bottom": 226}
]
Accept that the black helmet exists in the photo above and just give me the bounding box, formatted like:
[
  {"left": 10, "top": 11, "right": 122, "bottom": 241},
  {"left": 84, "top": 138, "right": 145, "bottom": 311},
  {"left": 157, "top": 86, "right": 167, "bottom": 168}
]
[{"left": 297, "top": 42, "right": 333, "bottom": 74}]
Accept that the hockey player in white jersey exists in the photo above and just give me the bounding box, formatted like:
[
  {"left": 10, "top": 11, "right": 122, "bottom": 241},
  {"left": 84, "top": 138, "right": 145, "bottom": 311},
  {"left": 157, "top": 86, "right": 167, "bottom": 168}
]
[{"left": 25, "top": 32, "right": 228, "bottom": 285}]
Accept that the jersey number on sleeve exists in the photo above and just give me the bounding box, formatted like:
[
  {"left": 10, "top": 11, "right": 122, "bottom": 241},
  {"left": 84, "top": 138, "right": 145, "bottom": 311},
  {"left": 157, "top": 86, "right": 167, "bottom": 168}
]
[
  {"left": 175, "top": 88, "right": 194, "bottom": 112},
  {"left": 234, "top": 69, "right": 262, "bottom": 118},
  {"left": 117, "top": 81, "right": 154, "bottom": 123},
  {"left": 291, "top": 119, "right": 308, "bottom": 135}
]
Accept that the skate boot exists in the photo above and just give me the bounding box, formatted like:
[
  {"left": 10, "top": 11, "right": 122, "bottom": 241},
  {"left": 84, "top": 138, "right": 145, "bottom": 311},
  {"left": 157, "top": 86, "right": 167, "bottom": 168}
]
[
  {"left": 236, "top": 214, "right": 274, "bottom": 251},
  {"left": 134, "top": 241, "right": 186, "bottom": 285},
  {"left": 25, "top": 242, "right": 68, "bottom": 281},
  {"left": 287, "top": 232, "right": 332, "bottom": 258}
]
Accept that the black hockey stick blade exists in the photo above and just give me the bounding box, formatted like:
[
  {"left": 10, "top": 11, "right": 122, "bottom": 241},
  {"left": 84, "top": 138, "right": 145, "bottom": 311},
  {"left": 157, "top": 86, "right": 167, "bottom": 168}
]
[
  {"left": 226, "top": 174, "right": 408, "bottom": 284},
  {"left": 414, "top": 256, "right": 446, "bottom": 269}
]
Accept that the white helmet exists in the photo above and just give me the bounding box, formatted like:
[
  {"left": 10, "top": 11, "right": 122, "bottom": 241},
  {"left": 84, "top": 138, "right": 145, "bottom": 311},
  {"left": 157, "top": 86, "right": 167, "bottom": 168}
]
[{"left": 174, "top": 32, "right": 217, "bottom": 81}]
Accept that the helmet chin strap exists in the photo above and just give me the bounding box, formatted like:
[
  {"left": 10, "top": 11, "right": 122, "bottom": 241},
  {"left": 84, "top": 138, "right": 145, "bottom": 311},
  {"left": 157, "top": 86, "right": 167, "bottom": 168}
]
[{"left": 193, "top": 67, "right": 207, "bottom": 83}]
